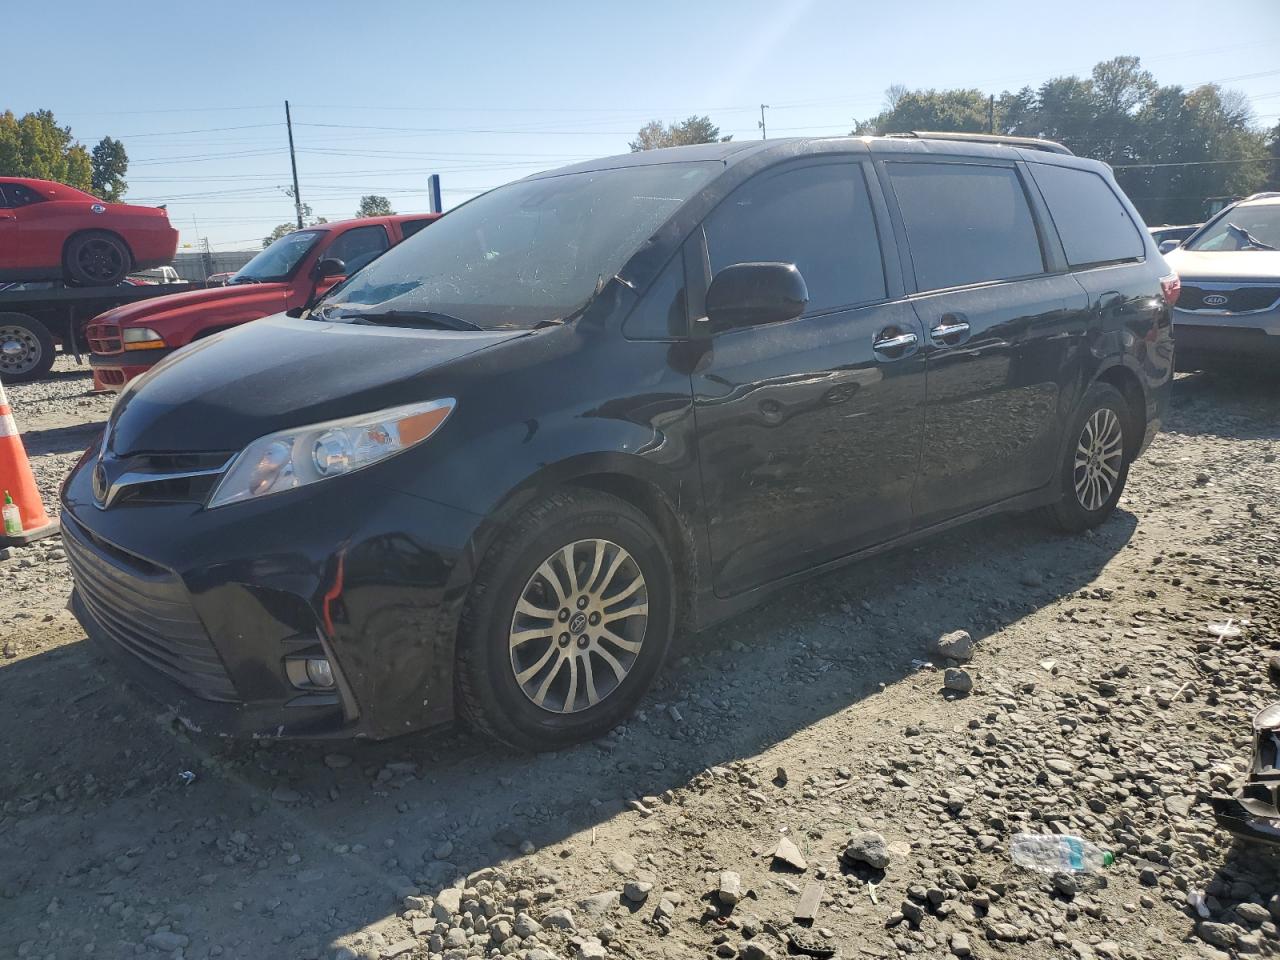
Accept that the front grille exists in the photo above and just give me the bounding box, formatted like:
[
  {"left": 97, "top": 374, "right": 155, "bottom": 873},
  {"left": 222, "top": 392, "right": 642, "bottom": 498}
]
[
  {"left": 101, "top": 451, "right": 233, "bottom": 507},
  {"left": 63, "top": 513, "right": 238, "bottom": 702},
  {"left": 86, "top": 323, "right": 122, "bottom": 354},
  {"left": 1179, "top": 285, "right": 1280, "bottom": 314}
]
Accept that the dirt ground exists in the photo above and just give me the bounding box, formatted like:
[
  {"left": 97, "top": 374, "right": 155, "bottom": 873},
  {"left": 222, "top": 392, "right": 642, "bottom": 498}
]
[{"left": 1, "top": 357, "right": 1278, "bottom": 960}]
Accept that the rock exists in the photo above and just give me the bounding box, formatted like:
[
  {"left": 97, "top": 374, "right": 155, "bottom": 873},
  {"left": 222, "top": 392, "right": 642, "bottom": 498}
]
[
  {"left": 900, "top": 900, "right": 924, "bottom": 927},
  {"left": 381, "top": 940, "right": 415, "bottom": 958},
  {"left": 444, "top": 928, "right": 467, "bottom": 949},
  {"left": 403, "top": 894, "right": 429, "bottom": 912},
  {"left": 575, "top": 940, "right": 608, "bottom": 960},
  {"left": 950, "top": 931, "right": 972, "bottom": 957},
  {"left": 1197, "top": 922, "right": 1238, "bottom": 949},
  {"left": 323, "top": 753, "right": 352, "bottom": 769},
  {"left": 609, "top": 850, "right": 636, "bottom": 875},
  {"left": 271, "top": 786, "right": 301, "bottom": 803},
  {"left": 622, "top": 880, "right": 652, "bottom": 904},
  {"left": 772, "top": 836, "right": 808, "bottom": 872},
  {"left": 543, "top": 907, "right": 577, "bottom": 931},
  {"left": 1139, "top": 867, "right": 1159, "bottom": 887},
  {"left": 1020, "top": 568, "right": 1044, "bottom": 587},
  {"left": 841, "top": 831, "right": 890, "bottom": 870},
  {"left": 514, "top": 912, "right": 541, "bottom": 938},
  {"left": 433, "top": 887, "right": 462, "bottom": 922},
  {"left": 1165, "top": 795, "right": 1192, "bottom": 817},
  {"left": 740, "top": 943, "right": 774, "bottom": 960},
  {"left": 718, "top": 870, "right": 742, "bottom": 906},
  {"left": 144, "top": 931, "right": 189, "bottom": 951},
  {"left": 580, "top": 891, "right": 620, "bottom": 916},
  {"left": 433, "top": 839, "right": 454, "bottom": 860},
  {"left": 1045, "top": 758, "right": 1074, "bottom": 776},
  {"left": 1052, "top": 872, "right": 1078, "bottom": 898},
  {"left": 932, "top": 630, "right": 975, "bottom": 662},
  {"left": 1236, "top": 902, "right": 1271, "bottom": 925},
  {"left": 943, "top": 668, "right": 973, "bottom": 693}
]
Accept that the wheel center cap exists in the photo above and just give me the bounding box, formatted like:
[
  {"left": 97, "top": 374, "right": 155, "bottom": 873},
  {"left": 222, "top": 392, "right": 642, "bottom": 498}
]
[
  {"left": 1, "top": 340, "right": 22, "bottom": 357},
  {"left": 568, "top": 612, "right": 588, "bottom": 635}
]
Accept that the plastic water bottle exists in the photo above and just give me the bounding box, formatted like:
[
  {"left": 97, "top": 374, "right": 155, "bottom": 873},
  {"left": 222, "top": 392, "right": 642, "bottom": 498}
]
[
  {"left": 2, "top": 491, "right": 21, "bottom": 538},
  {"left": 1010, "top": 834, "right": 1114, "bottom": 875}
]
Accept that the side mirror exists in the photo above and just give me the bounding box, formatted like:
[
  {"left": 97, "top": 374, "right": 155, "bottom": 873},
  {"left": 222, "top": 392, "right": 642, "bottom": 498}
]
[
  {"left": 1158, "top": 239, "right": 1180, "bottom": 254},
  {"left": 314, "top": 257, "right": 346, "bottom": 279},
  {"left": 704, "top": 262, "right": 809, "bottom": 332}
]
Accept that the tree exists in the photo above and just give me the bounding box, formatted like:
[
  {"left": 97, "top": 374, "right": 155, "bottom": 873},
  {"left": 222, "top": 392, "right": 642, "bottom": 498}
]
[
  {"left": 91, "top": 136, "right": 128, "bottom": 201},
  {"left": 851, "top": 57, "right": 1271, "bottom": 224},
  {"left": 356, "top": 194, "right": 395, "bottom": 218},
  {"left": 0, "top": 109, "right": 95, "bottom": 191},
  {"left": 1266, "top": 122, "right": 1280, "bottom": 192},
  {"left": 629, "top": 115, "right": 730, "bottom": 152}
]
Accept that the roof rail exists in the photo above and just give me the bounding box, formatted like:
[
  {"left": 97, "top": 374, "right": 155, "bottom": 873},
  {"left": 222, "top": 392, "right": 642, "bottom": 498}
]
[
  {"left": 1244, "top": 191, "right": 1280, "bottom": 201},
  {"left": 888, "top": 131, "right": 1074, "bottom": 156}
]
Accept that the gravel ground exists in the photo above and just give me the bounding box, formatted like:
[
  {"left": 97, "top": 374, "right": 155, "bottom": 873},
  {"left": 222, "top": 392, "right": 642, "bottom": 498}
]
[{"left": 1, "top": 357, "right": 1279, "bottom": 960}]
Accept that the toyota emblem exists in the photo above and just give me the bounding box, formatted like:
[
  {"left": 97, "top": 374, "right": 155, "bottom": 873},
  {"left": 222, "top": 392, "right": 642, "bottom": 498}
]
[
  {"left": 1203, "top": 294, "right": 1229, "bottom": 307},
  {"left": 92, "top": 462, "right": 109, "bottom": 505}
]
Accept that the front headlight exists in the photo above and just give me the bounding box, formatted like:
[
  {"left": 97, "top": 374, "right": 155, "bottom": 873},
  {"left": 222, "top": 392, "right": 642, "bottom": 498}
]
[
  {"left": 122, "top": 327, "right": 166, "bottom": 350},
  {"left": 207, "top": 398, "right": 455, "bottom": 509}
]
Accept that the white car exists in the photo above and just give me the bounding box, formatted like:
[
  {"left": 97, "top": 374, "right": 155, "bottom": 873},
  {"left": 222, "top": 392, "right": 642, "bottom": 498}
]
[
  {"left": 129, "top": 265, "right": 184, "bottom": 284},
  {"left": 1162, "top": 192, "right": 1280, "bottom": 370}
]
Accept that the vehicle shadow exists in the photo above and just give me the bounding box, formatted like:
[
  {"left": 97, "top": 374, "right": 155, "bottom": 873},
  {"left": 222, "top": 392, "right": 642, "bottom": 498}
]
[
  {"left": 1203, "top": 839, "right": 1280, "bottom": 941},
  {"left": 1167, "top": 370, "right": 1280, "bottom": 441},
  {"left": 0, "top": 506, "right": 1137, "bottom": 958},
  {"left": 20, "top": 420, "right": 106, "bottom": 456}
]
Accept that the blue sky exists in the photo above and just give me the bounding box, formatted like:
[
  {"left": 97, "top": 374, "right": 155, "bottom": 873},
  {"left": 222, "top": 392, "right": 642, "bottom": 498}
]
[{"left": 9, "top": 0, "right": 1278, "bottom": 249}]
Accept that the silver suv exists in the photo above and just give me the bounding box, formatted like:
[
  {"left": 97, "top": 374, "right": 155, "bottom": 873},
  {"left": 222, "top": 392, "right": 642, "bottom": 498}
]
[{"left": 1162, "top": 192, "right": 1280, "bottom": 369}]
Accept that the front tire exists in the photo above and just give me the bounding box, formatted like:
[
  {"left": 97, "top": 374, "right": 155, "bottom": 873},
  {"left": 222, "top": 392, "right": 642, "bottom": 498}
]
[
  {"left": 1043, "top": 382, "right": 1132, "bottom": 533},
  {"left": 64, "top": 231, "right": 132, "bottom": 286},
  {"left": 456, "top": 489, "right": 676, "bottom": 752},
  {"left": 0, "top": 313, "right": 56, "bottom": 383}
]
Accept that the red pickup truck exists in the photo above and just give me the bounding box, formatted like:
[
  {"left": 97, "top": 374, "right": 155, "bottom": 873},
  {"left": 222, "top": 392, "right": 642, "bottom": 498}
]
[{"left": 87, "top": 213, "right": 439, "bottom": 390}]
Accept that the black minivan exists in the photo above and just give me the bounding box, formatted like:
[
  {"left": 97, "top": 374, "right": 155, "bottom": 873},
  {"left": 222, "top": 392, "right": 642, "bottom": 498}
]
[{"left": 62, "top": 134, "right": 1175, "bottom": 750}]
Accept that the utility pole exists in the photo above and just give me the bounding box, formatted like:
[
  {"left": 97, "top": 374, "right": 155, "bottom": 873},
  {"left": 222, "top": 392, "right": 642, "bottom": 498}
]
[
  {"left": 758, "top": 104, "right": 769, "bottom": 140},
  {"left": 427, "top": 174, "right": 442, "bottom": 214},
  {"left": 285, "top": 100, "right": 303, "bottom": 229},
  {"left": 987, "top": 95, "right": 995, "bottom": 135}
]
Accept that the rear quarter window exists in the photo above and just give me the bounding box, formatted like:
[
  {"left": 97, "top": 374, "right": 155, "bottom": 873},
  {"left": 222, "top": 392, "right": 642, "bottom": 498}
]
[{"left": 1028, "top": 163, "right": 1145, "bottom": 267}]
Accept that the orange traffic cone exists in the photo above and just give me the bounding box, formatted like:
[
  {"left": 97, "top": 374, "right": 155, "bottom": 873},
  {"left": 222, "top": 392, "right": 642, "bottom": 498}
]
[{"left": 0, "top": 378, "right": 58, "bottom": 547}]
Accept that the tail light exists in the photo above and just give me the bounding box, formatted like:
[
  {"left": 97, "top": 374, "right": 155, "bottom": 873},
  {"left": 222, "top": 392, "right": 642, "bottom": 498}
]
[{"left": 1160, "top": 273, "right": 1181, "bottom": 308}]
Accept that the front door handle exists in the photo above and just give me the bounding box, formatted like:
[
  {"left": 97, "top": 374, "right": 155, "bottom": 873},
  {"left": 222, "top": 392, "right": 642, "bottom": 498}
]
[
  {"left": 872, "top": 329, "right": 919, "bottom": 361},
  {"left": 931, "top": 315, "right": 971, "bottom": 345}
]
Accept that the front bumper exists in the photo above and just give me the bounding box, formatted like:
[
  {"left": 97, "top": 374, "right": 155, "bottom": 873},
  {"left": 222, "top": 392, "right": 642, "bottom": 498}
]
[
  {"left": 1173, "top": 305, "right": 1280, "bottom": 368},
  {"left": 1210, "top": 704, "right": 1280, "bottom": 845},
  {"left": 88, "top": 348, "right": 175, "bottom": 391},
  {"left": 62, "top": 457, "right": 485, "bottom": 740}
]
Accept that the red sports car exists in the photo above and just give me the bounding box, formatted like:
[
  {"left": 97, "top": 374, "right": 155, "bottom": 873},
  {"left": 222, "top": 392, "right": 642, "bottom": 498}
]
[{"left": 0, "top": 177, "right": 179, "bottom": 287}]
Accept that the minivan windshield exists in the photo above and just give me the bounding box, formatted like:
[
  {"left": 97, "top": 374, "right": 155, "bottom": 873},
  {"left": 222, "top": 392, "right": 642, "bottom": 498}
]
[
  {"left": 231, "top": 230, "right": 322, "bottom": 283},
  {"left": 319, "top": 161, "right": 717, "bottom": 330},
  {"left": 1186, "top": 205, "right": 1280, "bottom": 252}
]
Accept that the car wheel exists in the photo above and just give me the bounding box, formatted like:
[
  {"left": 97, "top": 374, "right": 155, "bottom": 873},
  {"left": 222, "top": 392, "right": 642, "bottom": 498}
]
[
  {"left": 64, "top": 231, "right": 132, "bottom": 286},
  {"left": 1043, "top": 382, "right": 1132, "bottom": 533},
  {"left": 0, "top": 313, "right": 56, "bottom": 383},
  {"left": 456, "top": 489, "right": 676, "bottom": 752}
]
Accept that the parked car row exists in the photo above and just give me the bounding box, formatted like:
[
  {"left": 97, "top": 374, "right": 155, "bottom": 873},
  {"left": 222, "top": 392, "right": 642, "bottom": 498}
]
[{"left": 62, "top": 133, "right": 1177, "bottom": 750}]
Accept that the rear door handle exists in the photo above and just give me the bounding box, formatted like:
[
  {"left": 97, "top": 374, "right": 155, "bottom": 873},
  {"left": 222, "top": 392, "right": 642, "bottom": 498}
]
[
  {"left": 872, "top": 329, "right": 919, "bottom": 361},
  {"left": 931, "top": 314, "right": 971, "bottom": 345}
]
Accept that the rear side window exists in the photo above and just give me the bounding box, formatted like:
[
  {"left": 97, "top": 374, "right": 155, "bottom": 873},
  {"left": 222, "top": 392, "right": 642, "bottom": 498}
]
[
  {"left": 399, "top": 219, "right": 435, "bottom": 239},
  {"left": 705, "top": 162, "right": 886, "bottom": 314},
  {"left": 1, "top": 183, "right": 44, "bottom": 208},
  {"left": 1029, "top": 163, "right": 1144, "bottom": 267},
  {"left": 888, "top": 162, "right": 1044, "bottom": 291},
  {"left": 325, "top": 225, "right": 390, "bottom": 275}
]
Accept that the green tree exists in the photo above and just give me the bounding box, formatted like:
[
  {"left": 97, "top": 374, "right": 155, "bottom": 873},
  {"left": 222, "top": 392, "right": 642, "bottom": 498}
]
[
  {"left": 90, "top": 136, "right": 129, "bottom": 201},
  {"left": 629, "top": 115, "right": 730, "bottom": 151},
  {"left": 264, "top": 195, "right": 327, "bottom": 247},
  {"left": 356, "top": 194, "right": 395, "bottom": 217},
  {"left": 0, "top": 109, "right": 95, "bottom": 191},
  {"left": 853, "top": 88, "right": 990, "bottom": 135},
  {"left": 1266, "top": 122, "right": 1280, "bottom": 192}
]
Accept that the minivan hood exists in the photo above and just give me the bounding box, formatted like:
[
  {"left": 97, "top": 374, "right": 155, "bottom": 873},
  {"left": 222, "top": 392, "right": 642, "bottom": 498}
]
[
  {"left": 1163, "top": 249, "right": 1280, "bottom": 282},
  {"left": 95, "top": 281, "right": 290, "bottom": 326},
  {"left": 106, "top": 313, "right": 526, "bottom": 456}
]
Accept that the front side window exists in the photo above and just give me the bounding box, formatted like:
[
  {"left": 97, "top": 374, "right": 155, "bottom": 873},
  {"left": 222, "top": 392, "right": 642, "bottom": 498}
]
[
  {"left": 889, "top": 162, "right": 1044, "bottom": 291},
  {"left": 704, "top": 162, "right": 886, "bottom": 314},
  {"left": 1186, "top": 205, "right": 1280, "bottom": 252},
  {"left": 324, "top": 161, "right": 717, "bottom": 330},
  {"left": 1029, "top": 163, "right": 1144, "bottom": 267},
  {"left": 232, "top": 231, "right": 323, "bottom": 283},
  {"left": 324, "top": 225, "right": 390, "bottom": 275}
]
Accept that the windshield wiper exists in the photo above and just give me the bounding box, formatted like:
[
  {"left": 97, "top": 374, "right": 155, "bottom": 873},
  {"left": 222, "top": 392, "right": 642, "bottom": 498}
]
[
  {"left": 1226, "top": 222, "right": 1277, "bottom": 251},
  {"left": 335, "top": 309, "right": 482, "bottom": 331}
]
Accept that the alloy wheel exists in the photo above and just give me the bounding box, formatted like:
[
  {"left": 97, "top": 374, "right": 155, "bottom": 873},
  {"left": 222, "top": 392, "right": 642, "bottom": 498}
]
[
  {"left": 508, "top": 538, "right": 649, "bottom": 714},
  {"left": 1073, "top": 407, "right": 1124, "bottom": 511},
  {"left": 77, "top": 238, "right": 124, "bottom": 282},
  {"left": 0, "top": 325, "right": 41, "bottom": 376}
]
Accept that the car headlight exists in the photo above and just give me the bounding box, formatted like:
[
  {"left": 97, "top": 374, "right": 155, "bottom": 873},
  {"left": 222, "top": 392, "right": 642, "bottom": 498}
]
[
  {"left": 1254, "top": 702, "right": 1280, "bottom": 732},
  {"left": 122, "top": 327, "right": 166, "bottom": 350},
  {"left": 206, "top": 398, "right": 455, "bottom": 509}
]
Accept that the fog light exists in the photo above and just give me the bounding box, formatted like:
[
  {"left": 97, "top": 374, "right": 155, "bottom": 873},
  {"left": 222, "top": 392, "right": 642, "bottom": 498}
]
[{"left": 305, "top": 657, "right": 335, "bottom": 688}]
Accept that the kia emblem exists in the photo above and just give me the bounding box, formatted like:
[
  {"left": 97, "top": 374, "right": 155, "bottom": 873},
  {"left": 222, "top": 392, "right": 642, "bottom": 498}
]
[{"left": 1203, "top": 294, "right": 1229, "bottom": 307}]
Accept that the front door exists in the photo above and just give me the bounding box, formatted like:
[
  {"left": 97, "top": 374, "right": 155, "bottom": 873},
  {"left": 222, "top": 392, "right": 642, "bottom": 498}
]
[
  {"left": 883, "top": 159, "right": 1089, "bottom": 525},
  {"left": 0, "top": 187, "right": 20, "bottom": 274},
  {"left": 690, "top": 159, "right": 927, "bottom": 596}
]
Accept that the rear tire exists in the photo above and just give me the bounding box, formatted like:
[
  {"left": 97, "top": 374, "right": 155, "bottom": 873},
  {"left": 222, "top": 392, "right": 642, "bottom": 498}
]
[
  {"left": 1042, "top": 382, "right": 1132, "bottom": 533},
  {"left": 63, "top": 231, "right": 132, "bottom": 287},
  {"left": 0, "top": 313, "right": 56, "bottom": 383},
  {"left": 455, "top": 489, "right": 676, "bottom": 752}
]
